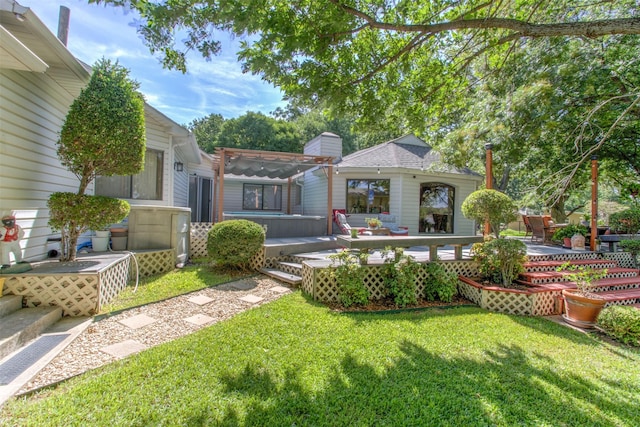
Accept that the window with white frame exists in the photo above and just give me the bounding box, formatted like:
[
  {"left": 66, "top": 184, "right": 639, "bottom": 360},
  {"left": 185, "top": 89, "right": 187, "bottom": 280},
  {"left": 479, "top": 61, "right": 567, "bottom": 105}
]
[
  {"left": 346, "top": 179, "right": 390, "bottom": 214},
  {"left": 95, "top": 148, "right": 164, "bottom": 200}
]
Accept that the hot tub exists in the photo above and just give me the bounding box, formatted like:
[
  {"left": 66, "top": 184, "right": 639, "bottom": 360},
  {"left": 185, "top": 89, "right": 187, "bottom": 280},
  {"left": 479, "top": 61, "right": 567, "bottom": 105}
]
[{"left": 223, "top": 212, "right": 327, "bottom": 238}]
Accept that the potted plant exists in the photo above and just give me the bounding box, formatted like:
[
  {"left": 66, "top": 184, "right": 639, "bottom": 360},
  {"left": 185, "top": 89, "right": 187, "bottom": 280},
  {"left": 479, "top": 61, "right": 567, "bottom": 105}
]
[
  {"left": 365, "top": 217, "right": 383, "bottom": 229},
  {"left": 552, "top": 224, "right": 587, "bottom": 248},
  {"left": 557, "top": 262, "right": 608, "bottom": 328}
]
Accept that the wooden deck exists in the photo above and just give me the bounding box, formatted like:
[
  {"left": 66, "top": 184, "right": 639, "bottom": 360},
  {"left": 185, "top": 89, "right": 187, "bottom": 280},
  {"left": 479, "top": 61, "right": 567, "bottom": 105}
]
[{"left": 336, "top": 235, "right": 484, "bottom": 261}]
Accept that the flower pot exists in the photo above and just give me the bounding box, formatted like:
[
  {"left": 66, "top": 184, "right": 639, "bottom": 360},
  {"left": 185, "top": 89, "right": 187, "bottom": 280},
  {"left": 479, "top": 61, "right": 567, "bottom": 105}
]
[
  {"left": 94, "top": 230, "right": 110, "bottom": 238},
  {"left": 350, "top": 229, "right": 359, "bottom": 238},
  {"left": 91, "top": 236, "right": 110, "bottom": 252},
  {"left": 561, "top": 289, "right": 606, "bottom": 328},
  {"left": 571, "top": 234, "right": 585, "bottom": 250},
  {"left": 563, "top": 237, "right": 572, "bottom": 248}
]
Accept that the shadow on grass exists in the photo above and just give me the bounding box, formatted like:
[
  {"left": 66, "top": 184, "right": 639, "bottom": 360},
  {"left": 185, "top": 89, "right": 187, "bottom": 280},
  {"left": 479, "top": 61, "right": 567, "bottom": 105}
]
[{"left": 204, "top": 341, "right": 637, "bottom": 426}]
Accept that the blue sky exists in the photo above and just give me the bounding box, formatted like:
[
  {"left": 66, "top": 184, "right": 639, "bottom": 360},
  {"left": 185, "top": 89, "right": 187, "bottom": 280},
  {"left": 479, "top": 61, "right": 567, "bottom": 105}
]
[{"left": 24, "top": 0, "right": 287, "bottom": 126}]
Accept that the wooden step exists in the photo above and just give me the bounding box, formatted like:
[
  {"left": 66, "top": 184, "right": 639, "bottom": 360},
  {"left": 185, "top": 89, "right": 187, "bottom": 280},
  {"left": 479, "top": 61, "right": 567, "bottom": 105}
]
[
  {"left": 525, "top": 275, "right": 640, "bottom": 290},
  {"left": 598, "top": 288, "right": 640, "bottom": 305},
  {"left": 524, "top": 258, "right": 618, "bottom": 273},
  {"left": 277, "top": 261, "right": 303, "bottom": 276},
  {"left": 260, "top": 268, "right": 302, "bottom": 286},
  {"left": 520, "top": 267, "right": 638, "bottom": 285},
  {"left": 0, "top": 306, "right": 63, "bottom": 360}
]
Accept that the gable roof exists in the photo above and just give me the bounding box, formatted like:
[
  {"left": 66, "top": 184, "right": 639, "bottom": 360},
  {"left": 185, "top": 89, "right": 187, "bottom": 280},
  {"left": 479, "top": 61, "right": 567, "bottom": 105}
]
[{"left": 338, "top": 134, "right": 481, "bottom": 178}]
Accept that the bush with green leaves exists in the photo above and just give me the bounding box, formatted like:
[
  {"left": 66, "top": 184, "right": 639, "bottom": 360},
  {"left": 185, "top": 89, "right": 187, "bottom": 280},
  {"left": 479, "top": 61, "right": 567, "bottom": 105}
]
[
  {"left": 424, "top": 261, "right": 458, "bottom": 302},
  {"left": 620, "top": 239, "right": 640, "bottom": 269},
  {"left": 379, "top": 247, "right": 419, "bottom": 307},
  {"left": 50, "top": 58, "right": 146, "bottom": 261},
  {"left": 461, "top": 189, "right": 518, "bottom": 239},
  {"left": 328, "top": 249, "right": 369, "bottom": 307},
  {"left": 470, "top": 238, "right": 527, "bottom": 287},
  {"left": 609, "top": 208, "right": 640, "bottom": 234},
  {"left": 207, "top": 220, "right": 265, "bottom": 270},
  {"left": 597, "top": 305, "right": 640, "bottom": 347},
  {"left": 48, "top": 193, "right": 130, "bottom": 261},
  {"left": 552, "top": 223, "right": 588, "bottom": 240}
]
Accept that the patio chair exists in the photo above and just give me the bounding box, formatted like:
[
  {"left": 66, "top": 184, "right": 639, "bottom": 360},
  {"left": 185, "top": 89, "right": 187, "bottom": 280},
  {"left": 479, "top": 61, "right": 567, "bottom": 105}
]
[
  {"left": 378, "top": 214, "right": 409, "bottom": 236},
  {"left": 522, "top": 215, "right": 532, "bottom": 239},
  {"left": 528, "top": 215, "right": 556, "bottom": 244},
  {"left": 335, "top": 213, "right": 371, "bottom": 235}
]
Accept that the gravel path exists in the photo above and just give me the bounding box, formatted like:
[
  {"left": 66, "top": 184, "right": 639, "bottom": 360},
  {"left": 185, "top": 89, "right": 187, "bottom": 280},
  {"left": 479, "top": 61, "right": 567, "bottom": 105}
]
[{"left": 17, "top": 276, "right": 292, "bottom": 395}]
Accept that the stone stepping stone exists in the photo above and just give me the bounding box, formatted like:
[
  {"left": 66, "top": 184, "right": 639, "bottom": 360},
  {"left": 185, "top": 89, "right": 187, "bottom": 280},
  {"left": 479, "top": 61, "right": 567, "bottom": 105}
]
[
  {"left": 270, "top": 285, "right": 290, "bottom": 294},
  {"left": 230, "top": 281, "right": 255, "bottom": 290},
  {"left": 239, "top": 295, "right": 263, "bottom": 304},
  {"left": 118, "top": 314, "right": 157, "bottom": 330},
  {"left": 101, "top": 340, "right": 147, "bottom": 359},
  {"left": 184, "top": 314, "right": 215, "bottom": 326},
  {"left": 188, "top": 295, "right": 214, "bottom": 305}
]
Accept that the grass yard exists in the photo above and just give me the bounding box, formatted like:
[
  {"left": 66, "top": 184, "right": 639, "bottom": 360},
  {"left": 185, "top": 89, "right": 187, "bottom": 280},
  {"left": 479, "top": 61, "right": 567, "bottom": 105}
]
[
  {"left": 100, "top": 262, "right": 244, "bottom": 313},
  {"left": 2, "top": 293, "right": 639, "bottom": 426}
]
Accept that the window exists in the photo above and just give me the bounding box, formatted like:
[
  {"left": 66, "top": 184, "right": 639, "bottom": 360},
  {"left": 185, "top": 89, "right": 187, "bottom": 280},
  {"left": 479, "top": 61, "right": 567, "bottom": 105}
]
[
  {"left": 419, "top": 183, "right": 455, "bottom": 233},
  {"left": 346, "top": 179, "right": 390, "bottom": 214},
  {"left": 95, "top": 148, "right": 164, "bottom": 200},
  {"left": 243, "top": 184, "right": 282, "bottom": 210}
]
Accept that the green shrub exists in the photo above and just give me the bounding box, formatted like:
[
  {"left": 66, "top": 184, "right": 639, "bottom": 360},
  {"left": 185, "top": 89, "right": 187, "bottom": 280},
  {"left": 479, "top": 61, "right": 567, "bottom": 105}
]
[
  {"left": 207, "top": 220, "right": 265, "bottom": 270},
  {"left": 48, "top": 193, "right": 130, "bottom": 260},
  {"left": 609, "top": 208, "right": 640, "bottom": 234},
  {"left": 461, "top": 189, "right": 518, "bottom": 239},
  {"left": 328, "top": 250, "right": 369, "bottom": 307},
  {"left": 380, "top": 247, "right": 419, "bottom": 307},
  {"left": 470, "top": 238, "right": 527, "bottom": 287},
  {"left": 552, "top": 224, "right": 588, "bottom": 240},
  {"left": 424, "top": 261, "right": 458, "bottom": 302},
  {"left": 597, "top": 305, "right": 640, "bottom": 347},
  {"left": 620, "top": 239, "right": 640, "bottom": 269}
]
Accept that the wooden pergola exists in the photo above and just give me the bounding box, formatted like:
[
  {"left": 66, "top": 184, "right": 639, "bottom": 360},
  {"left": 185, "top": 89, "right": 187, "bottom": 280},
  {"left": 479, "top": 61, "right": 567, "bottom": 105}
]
[{"left": 212, "top": 147, "right": 336, "bottom": 234}]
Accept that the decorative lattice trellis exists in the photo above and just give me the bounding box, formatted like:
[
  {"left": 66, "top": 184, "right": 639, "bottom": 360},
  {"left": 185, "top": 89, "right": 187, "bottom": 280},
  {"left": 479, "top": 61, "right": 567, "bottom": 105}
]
[
  {"left": 530, "top": 290, "right": 563, "bottom": 316},
  {"left": 481, "top": 289, "right": 532, "bottom": 315},
  {"left": 602, "top": 251, "right": 635, "bottom": 269},
  {"left": 190, "top": 222, "right": 213, "bottom": 259},
  {"left": 457, "top": 279, "right": 482, "bottom": 305},
  {"left": 527, "top": 252, "right": 597, "bottom": 263},
  {"left": 249, "top": 249, "right": 266, "bottom": 271},
  {"left": 98, "top": 255, "right": 132, "bottom": 311},
  {"left": 135, "top": 250, "right": 175, "bottom": 277}
]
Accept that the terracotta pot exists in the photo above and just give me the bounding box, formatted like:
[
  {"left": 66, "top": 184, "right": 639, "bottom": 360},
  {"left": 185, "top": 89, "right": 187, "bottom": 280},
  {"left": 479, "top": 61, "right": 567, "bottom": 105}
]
[
  {"left": 561, "top": 289, "right": 606, "bottom": 328},
  {"left": 563, "top": 237, "right": 572, "bottom": 248}
]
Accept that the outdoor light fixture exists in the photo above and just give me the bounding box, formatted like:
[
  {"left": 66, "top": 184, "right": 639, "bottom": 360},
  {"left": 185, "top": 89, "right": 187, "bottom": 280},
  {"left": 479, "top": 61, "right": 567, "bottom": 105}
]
[
  {"left": 336, "top": 166, "right": 339, "bottom": 175},
  {"left": 377, "top": 167, "right": 381, "bottom": 174},
  {"left": 174, "top": 161, "right": 184, "bottom": 172}
]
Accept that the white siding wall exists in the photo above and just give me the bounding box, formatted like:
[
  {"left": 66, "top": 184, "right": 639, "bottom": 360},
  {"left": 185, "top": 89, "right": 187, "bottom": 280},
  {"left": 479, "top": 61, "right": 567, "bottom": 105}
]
[
  {"left": 0, "top": 68, "right": 83, "bottom": 261},
  {"left": 302, "top": 168, "right": 329, "bottom": 216},
  {"left": 172, "top": 150, "right": 189, "bottom": 207}
]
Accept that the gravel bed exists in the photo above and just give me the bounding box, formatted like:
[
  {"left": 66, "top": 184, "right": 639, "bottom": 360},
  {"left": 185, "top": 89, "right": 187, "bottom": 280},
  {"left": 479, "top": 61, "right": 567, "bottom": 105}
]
[{"left": 17, "top": 276, "right": 291, "bottom": 395}]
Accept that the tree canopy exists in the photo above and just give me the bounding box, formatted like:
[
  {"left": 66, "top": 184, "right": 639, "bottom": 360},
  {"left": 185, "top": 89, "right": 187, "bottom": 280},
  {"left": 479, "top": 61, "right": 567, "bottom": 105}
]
[{"left": 95, "top": 0, "right": 639, "bottom": 131}]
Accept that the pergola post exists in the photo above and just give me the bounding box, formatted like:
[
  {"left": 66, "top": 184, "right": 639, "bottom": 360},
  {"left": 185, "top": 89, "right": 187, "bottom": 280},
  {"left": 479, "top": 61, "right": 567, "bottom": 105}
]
[
  {"left": 484, "top": 143, "right": 493, "bottom": 236},
  {"left": 591, "top": 155, "right": 598, "bottom": 251}
]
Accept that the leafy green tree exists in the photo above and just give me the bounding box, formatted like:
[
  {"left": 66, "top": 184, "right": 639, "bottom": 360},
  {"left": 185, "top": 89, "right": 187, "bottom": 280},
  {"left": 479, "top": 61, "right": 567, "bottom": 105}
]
[
  {"left": 95, "top": 0, "right": 639, "bottom": 133},
  {"left": 49, "top": 58, "right": 146, "bottom": 261},
  {"left": 187, "top": 113, "right": 225, "bottom": 153},
  {"left": 462, "top": 189, "right": 518, "bottom": 239},
  {"left": 215, "top": 111, "right": 303, "bottom": 152}
]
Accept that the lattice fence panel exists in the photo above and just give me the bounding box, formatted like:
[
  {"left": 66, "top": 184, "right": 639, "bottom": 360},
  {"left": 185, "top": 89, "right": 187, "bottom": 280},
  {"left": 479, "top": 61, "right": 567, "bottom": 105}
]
[
  {"left": 531, "top": 291, "right": 562, "bottom": 316},
  {"left": 301, "top": 263, "right": 315, "bottom": 295},
  {"left": 6, "top": 274, "right": 99, "bottom": 317},
  {"left": 250, "top": 249, "right": 266, "bottom": 271},
  {"left": 528, "top": 252, "right": 597, "bottom": 263},
  {"left": 457, "top": 280, "right": 482, "bottom": 305},
  {"left": 265, "top": 256, "right": 289, "bottom": 269},
  {"left": 414, "top": 265, "right": 428, "bottom": 299},
  {"left": 98, "top": 256, "right": 132, "bottom": 310},
  {"left": 363, "top": 266, "right": 387, "bottom": 300},
  {"left": 135, "top": 250, "right": 175, "bottom": 277},
  {"left": 606, "top": 298, "right": 640, "bottom": 307},
  {"left": 602, "top": 252, "right": 635, "bottom": 269},
  {"left": 190, "top": 222, "right": 213, "bottom": 259},
  {"left": 313, "top": 267, "right": 339, "bottom": 302},
  {"left": 481, "top": 290, "right": 532, "bottom": 315},
  {"left": 441, "top": 260, "right": 479, "bottom": 278},
  {"left": 276, "top": 261, "right": 302, "bottom": 276}
]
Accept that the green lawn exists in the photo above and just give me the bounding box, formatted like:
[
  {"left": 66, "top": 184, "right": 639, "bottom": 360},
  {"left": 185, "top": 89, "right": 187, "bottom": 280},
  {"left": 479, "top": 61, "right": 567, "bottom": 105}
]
[
  {"left": 100, "top": 262, "right": 243, "bottom": 313},
  {"left": 2, "top": 293, "right": 639, "bottom": 426}
]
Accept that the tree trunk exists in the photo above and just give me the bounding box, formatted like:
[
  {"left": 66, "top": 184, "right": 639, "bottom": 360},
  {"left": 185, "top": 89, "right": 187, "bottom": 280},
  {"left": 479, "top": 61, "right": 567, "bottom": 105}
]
[{"left": 550, "top": 199, "right": 567, "bottom": 223}]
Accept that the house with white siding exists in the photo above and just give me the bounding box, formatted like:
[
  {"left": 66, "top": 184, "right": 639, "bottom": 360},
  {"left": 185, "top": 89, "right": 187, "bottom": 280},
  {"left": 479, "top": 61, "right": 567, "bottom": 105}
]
[
  {"left": 301, "top": 133, "right": 483, "bottom": 236},
  {"left": 0, "top": 0, "right": 205, "bottom": 262},
  {"left": 213, "top": 132, "right": 483, "bottom": 237}
]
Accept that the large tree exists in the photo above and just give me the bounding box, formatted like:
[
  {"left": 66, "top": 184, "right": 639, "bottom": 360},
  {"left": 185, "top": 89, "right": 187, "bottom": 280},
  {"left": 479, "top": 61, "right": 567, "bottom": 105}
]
[{"left": 94, "top": 0, "right": 639, "bottom": 131}]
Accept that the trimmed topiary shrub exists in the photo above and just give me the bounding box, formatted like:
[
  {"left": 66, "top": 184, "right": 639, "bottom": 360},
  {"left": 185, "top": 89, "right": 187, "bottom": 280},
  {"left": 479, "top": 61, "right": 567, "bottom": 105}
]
[
  {"left": 620, "top": 239, "right": 640, "bottom": 269},
  {"left": 609, "top": 208, "right": 640, "bottom": 234},
  {"left": 207, "top": 220, "right": 265, "bottom": 270},
  {"left": 461, "top": 189, "right": 518, "bottom": 239},
  {"left": 597, "top": 305, "right": 640, "bottom": 347},
  {"left": 48, "top": 193, "right": 130, "bottom": 261}
]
